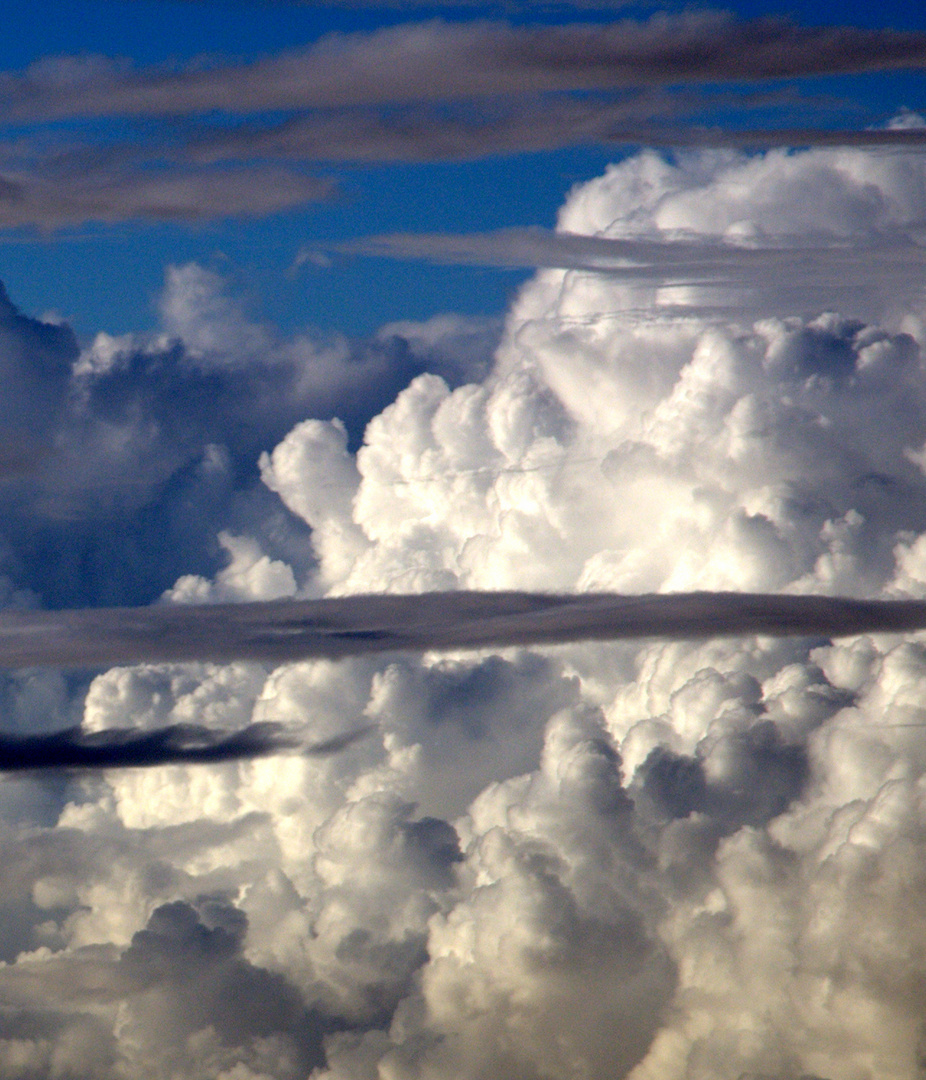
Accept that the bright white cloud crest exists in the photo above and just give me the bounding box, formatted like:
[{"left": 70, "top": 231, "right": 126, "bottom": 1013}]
[{"left": 6, "top": 142, "right": 926, "bottom": 1079}]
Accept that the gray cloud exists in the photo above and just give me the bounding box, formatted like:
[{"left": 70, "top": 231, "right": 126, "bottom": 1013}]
[
  {"left": 1, "top": 591, "right": 926, "bottom": 669},
  {"left": 5, "top": 16, "right": 926, "bottom": 124},
  {"left": 0, "top": 163, "right": 333, "bottom": 228},
  {"left": 0, "top": 13, "right": 922, "bottom": 228},
  {"left": 323, "top": 225, "right": 926, "bottom": 285}
]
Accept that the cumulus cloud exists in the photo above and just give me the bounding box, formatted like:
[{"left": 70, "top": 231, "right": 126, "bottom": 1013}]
[
  {"left": 0, "top": 262, "right": 494, "bottom": 609},
  {"left": 9, "top": 138, "right": 926, "bottom": 1080}
]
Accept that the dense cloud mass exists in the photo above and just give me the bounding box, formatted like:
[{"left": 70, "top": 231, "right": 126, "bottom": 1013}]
[{"left": 7, "top": 141, "right": 926, "bottom": 1078}]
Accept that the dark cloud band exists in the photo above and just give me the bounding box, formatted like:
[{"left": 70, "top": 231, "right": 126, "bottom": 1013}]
[
  {"left": 1, "top": 591, "right": 925, "bottom": 669},
  {"left": 0, "top": 721, "right": 375, "bottom": 771}
]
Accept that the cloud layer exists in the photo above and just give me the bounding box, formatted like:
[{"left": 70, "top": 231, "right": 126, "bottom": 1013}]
[
  {"left": 4, "top": 590, "right": 926, "bottom": 669},
  {"left": 6, "top": 139, "right": 926, "bottom": 1079},
  {"left": 1, "top": 11, "right": 924, "bottom": 226}
]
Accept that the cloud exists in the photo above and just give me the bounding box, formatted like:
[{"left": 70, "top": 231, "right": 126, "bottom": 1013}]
[
  {"left": 0, "top": 163, "right": 334, "bottom": 229},
  {"left": 0, "top": 721, "right": 375, "bottom": 772},
  {"left": 9, "top": 140, "right": 926, "bottom": 1080},
  {"left": 0, "top": 15, "right": 922, "bottom": 228},
  {"left": 0, "top": 263, "right": 495, "bottom": 610},
  {"left": 3, "top": 590, "right": 926, "bottom": 669},
  {"left": 323, "top": 223, "right": 926, "bottom": 310},
  {"left": 5, "top": 16, "right": 926, "bottom": 124}
]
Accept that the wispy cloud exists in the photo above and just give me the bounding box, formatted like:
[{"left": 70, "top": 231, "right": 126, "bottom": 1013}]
[
  {"left": 322, "top": 225, "right": 926, "bottom": 275},
  {"left": 0, "top": 164, "right": 333, "bottom": 229}
]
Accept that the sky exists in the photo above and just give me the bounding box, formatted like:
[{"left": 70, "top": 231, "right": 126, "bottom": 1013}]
[{"left": 2, "top": 1, "right": 926, "bottom": 1078}]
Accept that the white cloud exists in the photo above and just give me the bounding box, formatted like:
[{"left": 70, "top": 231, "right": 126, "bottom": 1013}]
[{"left": 9, "top": 140, "right": 926, "bottom": 1078}]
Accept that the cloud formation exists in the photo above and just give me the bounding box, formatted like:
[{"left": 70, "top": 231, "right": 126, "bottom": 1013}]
[
  {"left": 7, "top": 15, "right": 926, "bottom": 122},
  {"left": 7, "top": 139, "right": 926, "bottom": 1079},
  {"left": 0, "top": 721, "right": 376, "bottom": 772},
  {"left": 3, "top": 590, "right": 926, "bottom": 669},
  {"left": 1, "top": 13, "right": 924, "bottom": 226},
  {"left": 0, "top": 263, "right": 495, "bottom": 609}
]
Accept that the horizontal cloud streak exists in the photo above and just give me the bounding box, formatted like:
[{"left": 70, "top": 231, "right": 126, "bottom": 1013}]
[
  {"left": 326, "top": 225, "right": 926, "bottom": 278},
  {"left": 0, "top": 721, "right": 375, "bottom": 771},
  {"left": 0, "top": 164, "right": 333, "bottom": 228},
  {"left": 0, "top": 13, "right": 922, "bottom": 229},
  {"left": 6, "top": 15, "right": 926, "bottom": 124},
  {"left": 1, "top": 592, "right": 926, "bottom": 669}
]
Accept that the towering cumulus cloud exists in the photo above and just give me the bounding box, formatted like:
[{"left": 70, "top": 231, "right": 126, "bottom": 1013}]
[{"left": 6, "top": 141, "right": 926, "bottom": 1079}]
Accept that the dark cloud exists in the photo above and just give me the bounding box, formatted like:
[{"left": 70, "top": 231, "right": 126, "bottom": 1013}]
[
  {"left": 118, "top": 899, "right": 332, "bottom": 1073},
  {"left": 1, "top": 591, "right": 926, "bottom": 669},
  {"left": 4, "top": 97, "right": 924, "bottom": 233},
  {"left": 0, "top": 721, "right": 374, "bottom": 771},
  {"left": 636, "top": 721, "right": 811, "bottom": 831},
  {"left": 0, "top": 270, "right": 499, "bottom": 609}
]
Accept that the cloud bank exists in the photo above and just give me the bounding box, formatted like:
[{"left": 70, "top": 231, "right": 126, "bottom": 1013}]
[{"left": 6, "top": 140, "right": 926, "bottom": 1079}]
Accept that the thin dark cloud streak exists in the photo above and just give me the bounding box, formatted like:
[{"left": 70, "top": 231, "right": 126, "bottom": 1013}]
[
  {"left": 5, "top": 15, "right": 926, "bottom": 125},
  {"left": 0, "top": 164, "right": 334, "bottom": 229},
  {"left": 0, "top": 721, "right": 376, "bottom": 772},
  {"left": 1, "top": 592, "right": 926, "bottom": 671}
]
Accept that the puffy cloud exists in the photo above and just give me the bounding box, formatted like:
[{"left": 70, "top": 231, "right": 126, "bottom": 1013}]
[
  {"left": 0, "top": 262, "right": 495, "bottom": 610},
  {"left": 9, "top": 139, "right": 926, "bottom": 1080}
]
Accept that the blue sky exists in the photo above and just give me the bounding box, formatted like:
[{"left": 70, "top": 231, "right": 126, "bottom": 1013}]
[{"left": 0, "top": 0, "right": 923, "bottom": 338}]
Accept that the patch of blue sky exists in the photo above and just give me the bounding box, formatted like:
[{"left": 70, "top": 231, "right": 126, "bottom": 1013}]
[{"left": 0, "top": 0, "right": 923, "bottom": 341}]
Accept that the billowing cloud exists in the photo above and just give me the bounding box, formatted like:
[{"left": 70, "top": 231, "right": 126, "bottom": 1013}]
[
  {"left": 7, "top": 138, "right": 926, "bottom": 1080},
  {"left": 0, "top": 263, "right": 495, "bottom": 610}
]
